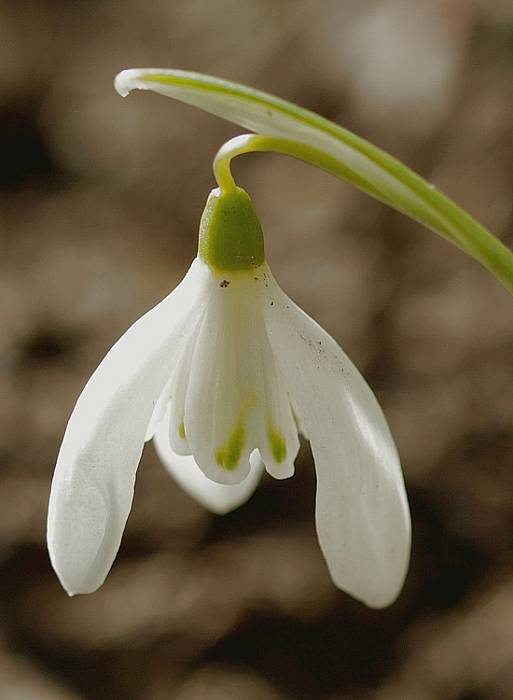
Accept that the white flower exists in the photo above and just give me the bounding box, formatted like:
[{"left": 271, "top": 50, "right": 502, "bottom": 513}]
[{"left": 47, "top": 186, "right": 410, "bottom": 608}]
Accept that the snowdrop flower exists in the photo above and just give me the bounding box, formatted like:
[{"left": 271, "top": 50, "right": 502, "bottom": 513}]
[{"left": 47, "top": 185, "right": 410, "bottom": 608}]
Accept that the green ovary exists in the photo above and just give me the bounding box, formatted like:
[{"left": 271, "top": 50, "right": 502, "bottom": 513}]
[
  {"left": 268, "top": 425, "right": 287, "bottom": 463},
  {"left": 216, "top": 422, "right": 246, "bottom": 470},
  {"left": 198, "top": 187, "right": 265, "bottom": 273}
]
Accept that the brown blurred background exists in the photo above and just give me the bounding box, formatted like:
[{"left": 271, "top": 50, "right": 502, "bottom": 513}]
[{"left": 1, "top": 1, "right": 512, "bottom": 699}]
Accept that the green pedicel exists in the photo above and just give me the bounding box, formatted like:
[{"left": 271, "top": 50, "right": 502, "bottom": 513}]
[{"left": 199, "top": 187, "right": 264, "bottom": 274}]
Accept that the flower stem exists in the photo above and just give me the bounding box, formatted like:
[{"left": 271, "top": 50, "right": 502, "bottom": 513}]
[
  {"left": 213, "top": 146, "right": 237, "bottom": 193},
  {"left": 214, "top": 133, "right": 513, "bottom": 295},
  {"left": 115, "top": 68, "right": 513, "bottom": 295}
]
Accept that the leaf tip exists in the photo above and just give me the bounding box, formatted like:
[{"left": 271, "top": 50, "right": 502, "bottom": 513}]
[{"left": 114, "top": 68, "right": 149, "bottom": 98}]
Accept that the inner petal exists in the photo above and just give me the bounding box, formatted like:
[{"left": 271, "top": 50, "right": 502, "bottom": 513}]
[
  {"left": 167, "top": 321, "right": 202, "bottom": 455},
  {"left": 145, "top": 304, "right": 204, "bottom": 445},
  {"left": 181, "top": 267, "right": 300, "bottom": 485},
  {"left": 253, "top": 326, "right": 300, "bottom": 480},
  {"left": 181, "top": 275, "right": 253, "bottom": 484}
]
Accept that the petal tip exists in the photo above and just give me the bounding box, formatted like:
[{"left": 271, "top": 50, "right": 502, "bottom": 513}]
[
  {"left": 49, "top": 550, "right": 105, "bottom": 597},
  {"left": 328, "top": 522, "right": 411, "bottom": 609},
  {"left": 330, "top": 565, "right": 408, "bottom": 610}
]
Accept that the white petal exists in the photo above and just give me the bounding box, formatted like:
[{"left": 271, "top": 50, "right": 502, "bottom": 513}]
[
  {"left": 166, "top": 323, "right": 199, "bottom": 455},
  {"left": 263, "top": 274, "right": 411, "bottom": 608},
  {"left": 183, "top": 268, "right": 300, "bottom": 486},
  {"left": 47, "top": 258, "right": 209, "bottom": 595},
  {"left": 183, "top": 272, "right": 253, "bottom": 485},
  {"left": 252, "top": 331, "right": 299, "bottom": 480},
  {"left": 154, "top": 417, "right": 263, "bottom": 514},
  {"left": 144, "top": 371, "right": 173, "bottom": 442}
]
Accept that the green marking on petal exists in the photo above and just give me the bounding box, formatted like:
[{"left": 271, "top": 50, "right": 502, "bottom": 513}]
[
  {"left": 268, "top": 425, "right": 287, "bottom": 463},
  {"left": 216, "top": 422, "right": 246, "bottom": 470},
  {"left": 178, "top": 421, "right": 186, "bottom": 439}
]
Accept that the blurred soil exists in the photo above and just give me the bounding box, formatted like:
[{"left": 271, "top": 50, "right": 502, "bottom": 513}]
[{"left": 0, "top": 1, "right": 512, "bottom": 699}]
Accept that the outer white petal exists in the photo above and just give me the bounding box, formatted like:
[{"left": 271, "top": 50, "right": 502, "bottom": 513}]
[
  {"left": 47, "top": 258, "right": 209, "bottom": 595},
  {"left": 154, "top": 417, "right": 264, "bottom": 514},
  {"left": 263, "top": 274, "right": 411, "bottom": 608}
]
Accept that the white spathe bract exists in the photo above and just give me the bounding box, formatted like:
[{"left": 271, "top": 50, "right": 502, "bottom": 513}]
[{"left": 47, "top": 256, "right": 410, "bottom": 607}]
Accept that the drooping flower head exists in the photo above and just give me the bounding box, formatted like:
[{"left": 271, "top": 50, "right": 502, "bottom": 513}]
[{"left": 47, "top": 182, "right": 411, "bottom": 608}]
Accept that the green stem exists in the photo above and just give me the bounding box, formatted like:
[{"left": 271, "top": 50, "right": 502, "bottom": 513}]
[
  {"left": 213, "top": 146, "right": 237, "bottom": 193},
  {"left": 214, "top": 134, "right": 513, "bottom": 293},
  {"left": 115, "top": 68, "right": 513, "bottom": 295}
]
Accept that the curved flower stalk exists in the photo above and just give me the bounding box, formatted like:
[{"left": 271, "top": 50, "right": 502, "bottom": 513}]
[
  {"left": 48, "top": 183, "right": 411, "bottom": 608},
  {"left": 115, "top": 68, "right": 513, "bottom": 295}
]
